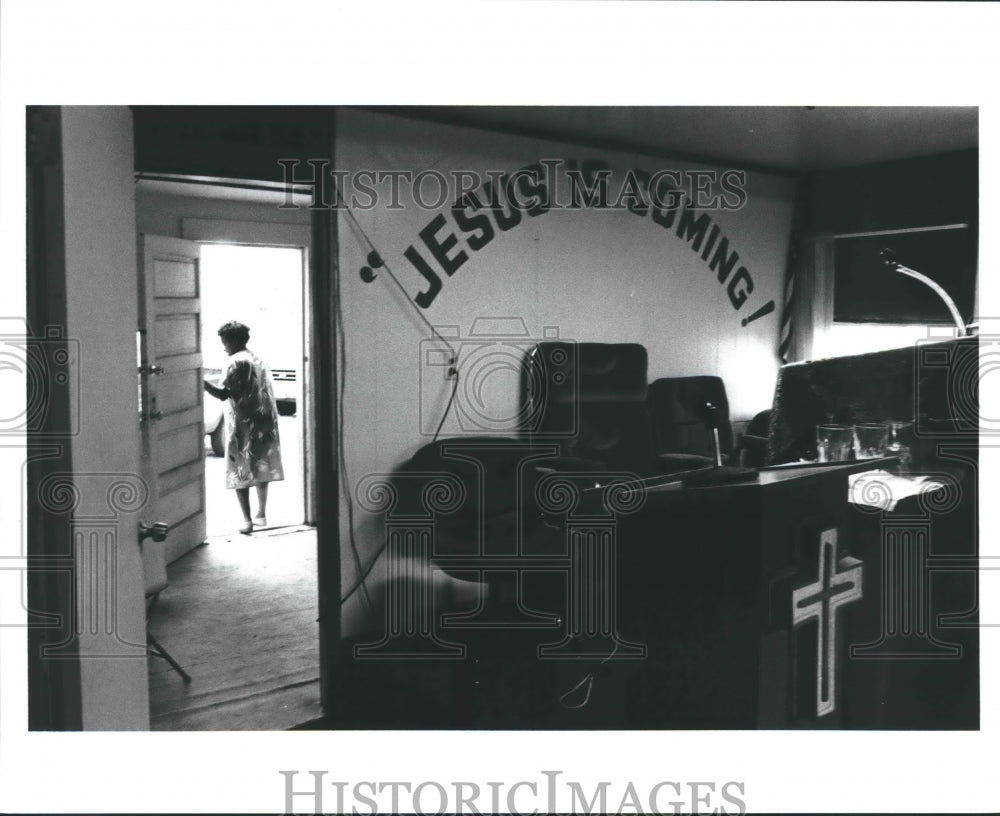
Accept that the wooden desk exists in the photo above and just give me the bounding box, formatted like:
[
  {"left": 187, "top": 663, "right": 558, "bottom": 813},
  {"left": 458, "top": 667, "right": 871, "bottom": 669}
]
[
  {"left": 843, "top": 464, "right": 979, "bottom": 729},
  {"left": 332, "top": 459, "right": 977, "bottom": 729},
  {"left": 564, "top": 459, "right": 892, "bottom": 728}
]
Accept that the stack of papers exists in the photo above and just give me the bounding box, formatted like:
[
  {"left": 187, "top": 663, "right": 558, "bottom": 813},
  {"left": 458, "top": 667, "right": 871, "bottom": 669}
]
[{"left": 848, "top": 469, "right": 945, "bottom": 511}]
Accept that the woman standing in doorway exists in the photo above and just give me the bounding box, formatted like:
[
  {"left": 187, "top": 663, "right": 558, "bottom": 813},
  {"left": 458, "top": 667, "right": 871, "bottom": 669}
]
[{"left": 204, "top": 320, "right": 284, "bottom": 534}]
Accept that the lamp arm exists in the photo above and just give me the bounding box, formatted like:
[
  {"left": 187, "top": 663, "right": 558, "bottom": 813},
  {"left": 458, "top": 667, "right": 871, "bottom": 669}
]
[{"left": 893, "top": 263, "right": 968, "bottom": 336}]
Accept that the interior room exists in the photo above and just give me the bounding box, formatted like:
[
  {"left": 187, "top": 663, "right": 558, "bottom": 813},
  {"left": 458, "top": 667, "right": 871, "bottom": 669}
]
[{"left": 24, "top": 105, "right": 980, "bottom": 732}]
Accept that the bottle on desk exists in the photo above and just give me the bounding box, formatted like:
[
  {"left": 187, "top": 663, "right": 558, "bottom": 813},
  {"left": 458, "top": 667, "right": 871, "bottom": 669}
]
[{"left": 884, "top": 420, "right": 913, "bottom": 476}]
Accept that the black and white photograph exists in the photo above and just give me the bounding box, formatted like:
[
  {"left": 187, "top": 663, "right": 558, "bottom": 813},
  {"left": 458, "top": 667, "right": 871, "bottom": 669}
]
[{"left": 1, "top": 2, "right": 998, "bottom": 814}]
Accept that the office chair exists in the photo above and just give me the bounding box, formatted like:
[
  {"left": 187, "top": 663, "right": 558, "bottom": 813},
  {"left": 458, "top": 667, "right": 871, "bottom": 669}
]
[
  {"left": 646, "top": 375, "right": 735, "bottom": 468},
  {"left": 140, "top": 522, "right": 191, "bottom": 683},
  {"left": 397, "top": 437, "right": 561, "bottom": 622},
  {"left": 737, "top": 409, "right": 772, "bottom": 468},
  {"left": 522, "top": 342, "right": 715, "bottom": 477}
]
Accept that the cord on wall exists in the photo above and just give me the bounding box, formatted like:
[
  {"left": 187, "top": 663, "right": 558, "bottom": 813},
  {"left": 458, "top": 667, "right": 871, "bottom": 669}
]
[
  {"left": 558, "top": 642, "right": 621, "bottom": 710},
  {"left": 332, "top": 221, "right": 374, "bottom": 617},
  {"left": 334, "top": 185, "right": 463, "bottom": 608},
  {"left": 336, "top": 187, "right": 460, "bottom": 437},
  {"left": 336, "top": 188, "right": 458, "bottom": 357}
]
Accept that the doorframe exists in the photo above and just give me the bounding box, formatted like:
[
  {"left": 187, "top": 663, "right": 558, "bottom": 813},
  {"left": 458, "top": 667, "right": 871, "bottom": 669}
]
[
  {"left": 179, "top": 210, "right": 340, "bottom": 718},
  {"left": 310, "top": 200, "right": 340, "bottom": 719},
  {"left": 180, "top": 218, "right": 315, "bottom": 527},
  {"left": 25, "top": 105, "right": 83, "bottom": 730},
  {"left": 130, "top": 107, "right": 341, "bottom": 722}
]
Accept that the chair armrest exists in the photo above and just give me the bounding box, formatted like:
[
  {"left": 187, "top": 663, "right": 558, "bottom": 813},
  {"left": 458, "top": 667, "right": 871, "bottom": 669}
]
[
  {"left": 655, "top": 452, "right": 716, "bottom": 475},
  {"left": 531, "top": 456, "right": 609, "bottom": 475},
  {"left": 737, "top": 434, "right": 769, "bottom": 468}
]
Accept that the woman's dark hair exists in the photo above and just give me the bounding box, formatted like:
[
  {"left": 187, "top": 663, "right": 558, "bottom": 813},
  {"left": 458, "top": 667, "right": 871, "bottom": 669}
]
[{"left": 218, "top": 321, "right": 250, "bottom": 347}]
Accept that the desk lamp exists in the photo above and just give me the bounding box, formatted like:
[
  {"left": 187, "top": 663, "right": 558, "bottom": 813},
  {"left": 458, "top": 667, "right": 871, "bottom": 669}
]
[{"left": 879, "top": 248, "right": 968, "bottom": 337}]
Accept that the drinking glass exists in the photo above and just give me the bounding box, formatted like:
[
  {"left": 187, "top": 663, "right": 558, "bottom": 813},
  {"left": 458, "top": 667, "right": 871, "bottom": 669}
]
[
  {"left": 816, "top": 424, "right": 852, "bottom": 462},
  {"left": 854, "top": 422, "right": 889, "bottom": 460}
]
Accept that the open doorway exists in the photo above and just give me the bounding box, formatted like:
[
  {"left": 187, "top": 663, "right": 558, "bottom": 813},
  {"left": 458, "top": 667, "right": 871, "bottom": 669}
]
[
  {"left": 200, "top": 243, "right": 306, "bottom": 536},
  {"left": 143, "top": 222, "right": 323, "bottom": 729},
  {"left": 134, "top": 182, "right": 324, "bottom": 729}
]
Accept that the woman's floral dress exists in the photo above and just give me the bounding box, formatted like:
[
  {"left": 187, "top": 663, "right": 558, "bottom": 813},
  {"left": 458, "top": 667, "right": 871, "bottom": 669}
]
[{"left": 221, "top": 349, "right": 284, "bottom": 488}]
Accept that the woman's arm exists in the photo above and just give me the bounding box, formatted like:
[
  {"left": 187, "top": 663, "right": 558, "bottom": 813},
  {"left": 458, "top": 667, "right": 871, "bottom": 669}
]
[
  {"left": 207, "top": 358, "right": 249, "bottom": 402},
  {"left": 204, "top": 380, "right": 230, "bottom": 401}
]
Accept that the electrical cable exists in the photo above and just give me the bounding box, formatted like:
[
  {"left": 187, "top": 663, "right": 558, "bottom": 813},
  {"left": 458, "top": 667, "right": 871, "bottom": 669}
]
[
  {"left": 335, "top": 187, "right": 461, "bottom": 438},
  {"left": 558, "top": 641, "right": 621, "bottom": 710},
  {"left": 336, "top": 188, "right": 457, "bottom": 358},
  {"left": 432, "top": 369, "right": 460, "bottom": 443},
  {"left": 333, "top": 185, "right": 463, "bottom": 606},
  {"left": 331, "top": 208, "right": 374, "bottom": 616}
]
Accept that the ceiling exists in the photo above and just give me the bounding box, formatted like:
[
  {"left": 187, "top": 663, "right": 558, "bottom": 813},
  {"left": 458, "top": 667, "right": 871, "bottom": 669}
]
[
  {"left": 135, "top": 105, "right": 978, "bottom": 203},
  {"left": 397, "top": 106, "right": 978, "bottom": 172}
]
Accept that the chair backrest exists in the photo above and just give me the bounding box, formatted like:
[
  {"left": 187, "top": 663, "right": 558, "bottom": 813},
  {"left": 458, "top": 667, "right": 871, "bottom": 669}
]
[
  {"left": 739, "top": 409, "right": 772, "bottom": 468},
  {"left": 400, "top": 437, "right": 521, "bottom": 550},
  {"left": 647, "top": 375, "right": 734, "bottom": 460},
  {"left": 765, "top": 337, "right": 977, "bottom": 465},
  {"left": 388, "top": 436, "right": 558, "bottom": 576},
  {"left": 522, "top": 342, "right": 653, "bottom": 469}
]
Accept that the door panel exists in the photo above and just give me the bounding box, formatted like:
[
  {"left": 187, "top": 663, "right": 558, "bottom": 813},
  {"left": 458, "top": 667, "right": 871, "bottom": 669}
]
[
  {"left": 155, "top": 315, "right": 200, "bottom": 355},
  {"left": 156, "top": 404, "right": 202, "bottom": 436},
  {"left": 159, "top": 481, "right": 204, "bottom": 527},
  {"left": 159, "top": 459, "right": 204, "bottom": 495},
  {"left": 156, "top": 370, "right": 200, "bottom": 415},
  {"left": 153, "top": 259, "right": 199, "bottom": 296},
  {"left": 159, "top": 426, "right": 203, "bottom": 472},
  {"left": 138, "top": 234, "right": 206, "bottom": 563}
]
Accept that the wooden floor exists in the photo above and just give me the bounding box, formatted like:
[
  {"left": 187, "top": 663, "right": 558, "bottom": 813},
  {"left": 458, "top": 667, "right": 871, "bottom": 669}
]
[{"left": 147, "top": 526, "right": 323, "bottom": 730}]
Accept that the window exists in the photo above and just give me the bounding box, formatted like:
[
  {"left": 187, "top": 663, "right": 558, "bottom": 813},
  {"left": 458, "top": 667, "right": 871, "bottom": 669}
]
[
  {"left": 808, "top": 224, "right": 976, "bottom": 360},
  {"left": 832, "top": 225, "right": 976, "bottom": 325}
]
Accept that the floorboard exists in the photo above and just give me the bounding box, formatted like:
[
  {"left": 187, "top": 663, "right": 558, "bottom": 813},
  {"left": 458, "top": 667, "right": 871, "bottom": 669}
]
[{"left": 147, "top": 526, "right": 323, "bottom": 730}]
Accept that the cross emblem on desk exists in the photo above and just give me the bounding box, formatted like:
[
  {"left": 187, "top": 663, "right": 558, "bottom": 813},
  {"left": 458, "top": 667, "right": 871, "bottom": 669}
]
[{"left": 792, "top": 528, "right": 863, "bottom": 718}]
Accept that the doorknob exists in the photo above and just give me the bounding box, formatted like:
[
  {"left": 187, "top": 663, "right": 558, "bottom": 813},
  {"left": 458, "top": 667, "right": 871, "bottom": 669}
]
[
  {"left": 139, "top": 521, "right": 170, "bottom": 543},
  {"left": 138, "top": 364, "right": 165, "bottom": 375}
]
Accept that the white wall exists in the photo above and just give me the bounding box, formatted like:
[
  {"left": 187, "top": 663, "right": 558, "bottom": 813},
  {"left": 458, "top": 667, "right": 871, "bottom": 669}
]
[
  {"left": 61, "top": 107, "right": 149, "bottom": 729},
  {"left": 335, "top": 109, "right": 795, "bottom": 632},
  {"left": 135, "top": 191, "right": 310, "bottom": 239}
]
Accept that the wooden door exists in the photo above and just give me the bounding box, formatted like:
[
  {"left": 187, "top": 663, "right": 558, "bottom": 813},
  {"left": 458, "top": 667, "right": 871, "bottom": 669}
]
[{"left": 138, "top": 235, "right": 207, "bottom": 563}]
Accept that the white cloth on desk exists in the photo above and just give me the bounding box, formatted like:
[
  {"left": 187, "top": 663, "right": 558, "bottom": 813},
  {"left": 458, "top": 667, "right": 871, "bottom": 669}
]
[{"left": 848, "top": 469, "right": 945, "bottom": 511}]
